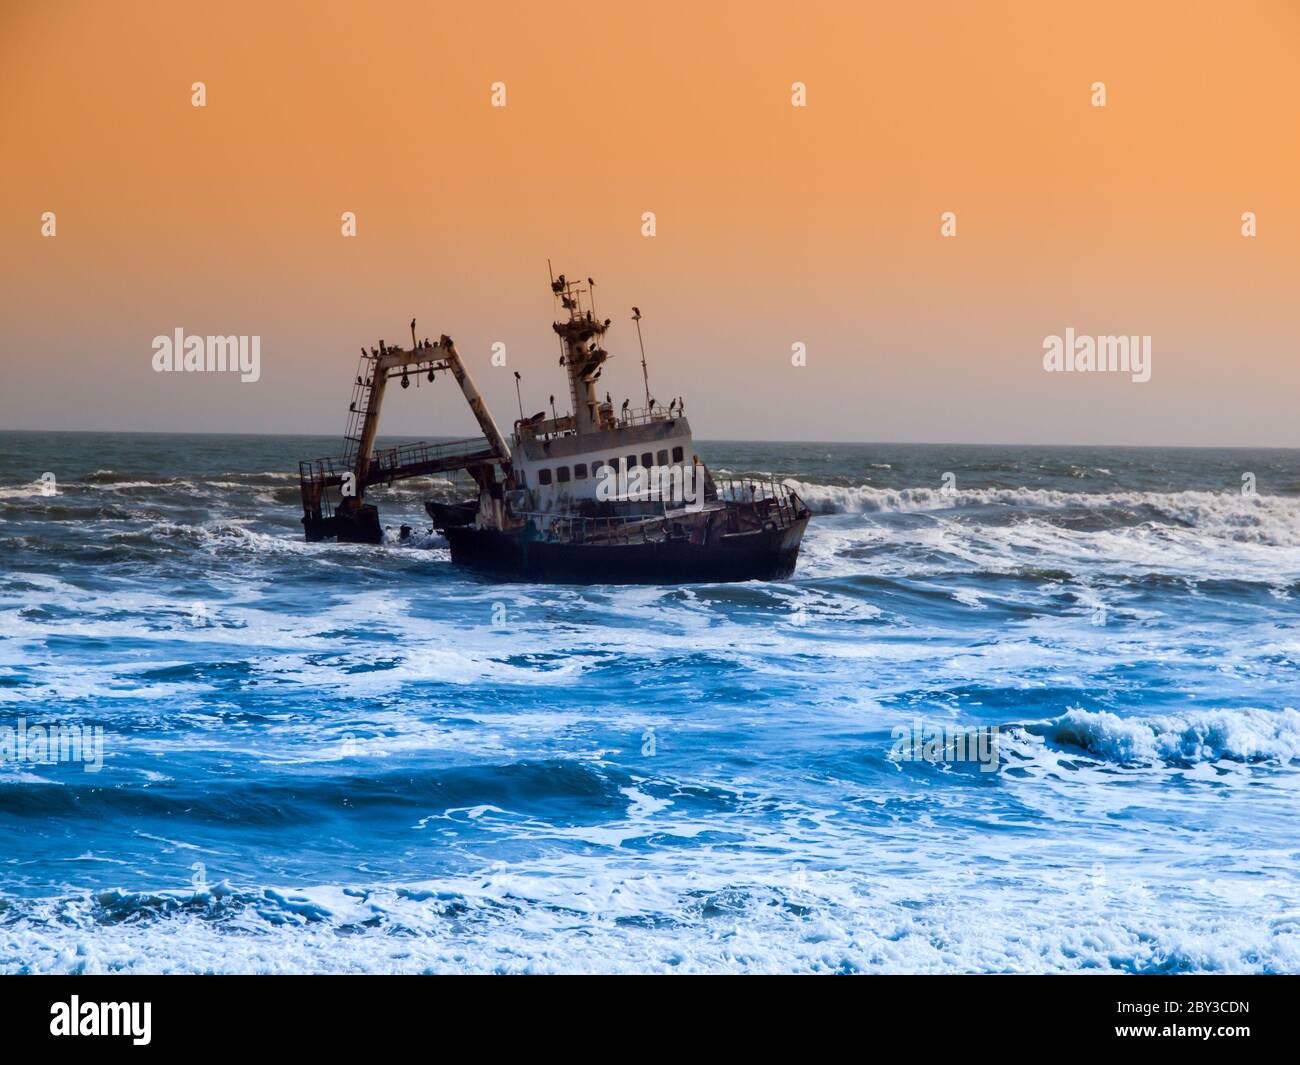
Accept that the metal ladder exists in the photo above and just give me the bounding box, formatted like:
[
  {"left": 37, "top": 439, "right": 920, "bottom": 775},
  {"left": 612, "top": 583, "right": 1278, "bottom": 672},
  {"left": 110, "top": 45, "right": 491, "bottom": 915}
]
[{"left": 341, "top": 351, "right": 377, "bottom": 465}]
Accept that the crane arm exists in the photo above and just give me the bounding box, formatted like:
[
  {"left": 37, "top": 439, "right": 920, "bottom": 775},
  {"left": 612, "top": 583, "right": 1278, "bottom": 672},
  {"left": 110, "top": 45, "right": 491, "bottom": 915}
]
[{"left": 351, "top": 336, "right": 511, "bottom": 492}]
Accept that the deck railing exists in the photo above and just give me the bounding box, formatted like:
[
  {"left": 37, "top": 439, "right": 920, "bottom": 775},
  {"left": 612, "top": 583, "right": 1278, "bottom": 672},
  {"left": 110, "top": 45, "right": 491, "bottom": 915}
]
[
  {"left": 299, "top": 437, "right": 497, "bottom": 519},
  {"left": 513, "top": 403, "right": 686, "bottom": 445},
  {"left": 615, "top": 404, "right": 684, "bottom": 428},
  {"left": 510, "top": 479, "right": 806, "bottom": 545},
  {"left": 368, "top": 437, "right": 499, "bottom": 481},
  {"left": 713, "top": 478, "right": 807, "bottom": 528}
]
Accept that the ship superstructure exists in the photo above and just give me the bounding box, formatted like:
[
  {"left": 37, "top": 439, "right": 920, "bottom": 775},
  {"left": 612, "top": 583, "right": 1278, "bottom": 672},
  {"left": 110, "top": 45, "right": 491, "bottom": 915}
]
[{"left": 508, "top": 273, "right": 701, "bottom": 514}]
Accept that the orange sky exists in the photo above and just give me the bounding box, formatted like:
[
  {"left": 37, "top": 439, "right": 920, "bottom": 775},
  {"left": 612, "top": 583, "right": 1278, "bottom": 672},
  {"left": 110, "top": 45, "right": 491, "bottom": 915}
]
[{"left": 2, "top": 0, "right": 1297, "bottom": 444}]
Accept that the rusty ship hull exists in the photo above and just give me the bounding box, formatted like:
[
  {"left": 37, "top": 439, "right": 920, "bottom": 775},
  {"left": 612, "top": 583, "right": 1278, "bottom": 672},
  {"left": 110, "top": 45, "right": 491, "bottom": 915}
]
[{"left": 442, "top": 504, "right": 809, "bottom": 584}]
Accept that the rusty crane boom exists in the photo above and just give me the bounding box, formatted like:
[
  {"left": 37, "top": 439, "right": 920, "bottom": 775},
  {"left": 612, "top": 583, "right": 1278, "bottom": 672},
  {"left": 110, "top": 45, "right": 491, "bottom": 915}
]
[{"left": 298, "top": 329, "right": 510, "bottom": 543}]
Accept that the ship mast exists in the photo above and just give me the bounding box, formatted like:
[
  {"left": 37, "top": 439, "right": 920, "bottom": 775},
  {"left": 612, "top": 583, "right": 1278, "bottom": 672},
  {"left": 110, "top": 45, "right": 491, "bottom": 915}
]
[{"left": 549, "top": 272, "right": 611, "bottom": 436}]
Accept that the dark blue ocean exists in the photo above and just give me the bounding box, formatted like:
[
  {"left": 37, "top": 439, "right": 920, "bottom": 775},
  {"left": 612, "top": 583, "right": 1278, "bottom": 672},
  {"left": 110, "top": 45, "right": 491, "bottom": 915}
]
[{"left": 2, "top": 430, "right": 1299, "bottom": 973}]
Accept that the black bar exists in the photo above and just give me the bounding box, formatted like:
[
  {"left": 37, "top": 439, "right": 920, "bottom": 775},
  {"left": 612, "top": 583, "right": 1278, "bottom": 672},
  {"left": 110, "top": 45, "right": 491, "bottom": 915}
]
[{"left": 0, "top": 974, "right": 1290, "bottom": 1052}]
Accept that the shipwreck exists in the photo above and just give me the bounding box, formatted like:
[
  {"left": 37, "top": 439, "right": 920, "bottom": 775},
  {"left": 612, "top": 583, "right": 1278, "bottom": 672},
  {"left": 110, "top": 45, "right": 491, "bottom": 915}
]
[{"left": 298, "top": 272, "right": 810, "bottom": 583}]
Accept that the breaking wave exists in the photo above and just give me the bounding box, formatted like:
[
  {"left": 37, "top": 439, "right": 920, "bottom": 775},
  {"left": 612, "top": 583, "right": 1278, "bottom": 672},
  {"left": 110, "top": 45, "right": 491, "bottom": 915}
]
[
  {"left": 783, "top": 479, "right": 1300, "bottom": 545},
  {"left": 1026, "top": 707, "right": 1300, "bottom": 767}
]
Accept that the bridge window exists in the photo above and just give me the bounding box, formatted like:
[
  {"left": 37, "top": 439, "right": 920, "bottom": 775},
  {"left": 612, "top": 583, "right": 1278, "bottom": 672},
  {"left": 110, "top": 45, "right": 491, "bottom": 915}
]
[
  {"left": 672, "top": 446, "right": 684, "bottom": 462},
  {"left": 516, "top": 469, "right": 528, "bottom": 488},
  {"left": 538, "top": 468, "right": 552, "bottom": 485},
  {"left": 574, "top": 463, "right": 588, "bottom": 480},
  {"left": 556, "top": 466, "right": 571, "bottom": 483},
  {"left": 656, "top": 449, "right": 668, "bottom": 466},
  {"left": 626, "top": 454, "right": 638, "bottom": 468},
  {"left": 641, "top": 452, "right": 653, "bottom": 468}
]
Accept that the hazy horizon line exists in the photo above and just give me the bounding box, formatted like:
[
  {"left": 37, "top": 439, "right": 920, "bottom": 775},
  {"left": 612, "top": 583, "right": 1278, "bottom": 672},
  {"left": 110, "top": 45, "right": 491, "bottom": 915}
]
[{"left": 1, "top": 426, "right": 1296, "bottom": 453}]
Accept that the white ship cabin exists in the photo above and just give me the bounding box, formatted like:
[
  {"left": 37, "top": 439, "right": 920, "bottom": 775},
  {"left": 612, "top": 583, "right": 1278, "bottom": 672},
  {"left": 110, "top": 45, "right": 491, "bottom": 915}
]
[
  {"left": 511, "top": 272, "right": 709, "bottom": 514},
  {"left": 511, "top": 405, "right": 702, "bottom": 513}
]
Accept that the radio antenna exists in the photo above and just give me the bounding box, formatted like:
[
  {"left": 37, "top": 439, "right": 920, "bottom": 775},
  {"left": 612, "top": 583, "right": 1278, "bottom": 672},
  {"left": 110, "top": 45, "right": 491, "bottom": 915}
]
[{"left": 632, "top": 306, "right": 650, "bottom": 410}]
